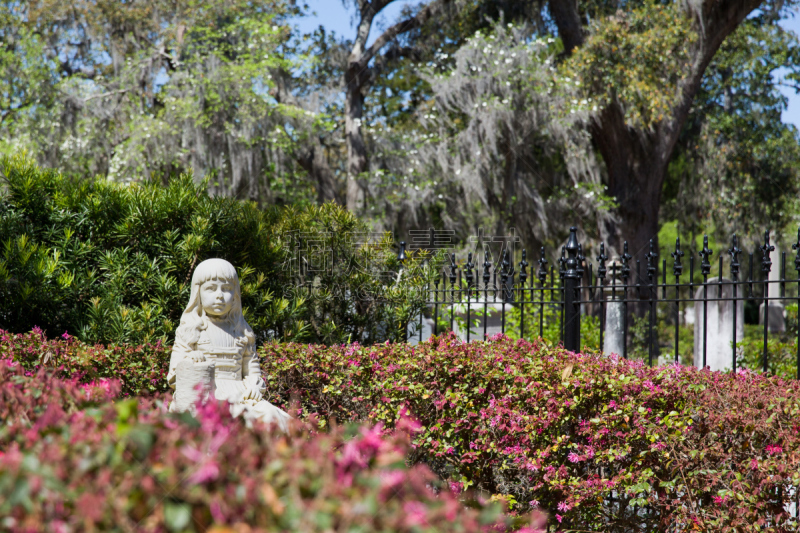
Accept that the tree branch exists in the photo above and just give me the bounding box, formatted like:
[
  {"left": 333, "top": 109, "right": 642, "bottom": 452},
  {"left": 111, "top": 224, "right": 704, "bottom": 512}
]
[
  {"left": 359, "top": 0, "right": 452, "bottom": 68},
  {"left": 82, "top": 89, "right": 129, "bottom": 103}
]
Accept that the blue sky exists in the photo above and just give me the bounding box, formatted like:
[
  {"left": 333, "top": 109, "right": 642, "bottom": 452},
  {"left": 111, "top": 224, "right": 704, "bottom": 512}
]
[{"left": 295, "top": 0, "right": 800, "bottom": 128}]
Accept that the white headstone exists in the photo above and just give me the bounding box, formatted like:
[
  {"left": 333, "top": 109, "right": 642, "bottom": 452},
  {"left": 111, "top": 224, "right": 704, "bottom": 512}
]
[
  {"left": 602, "top": 260, "right": 625, "bottom": 357},
  {"left": 759, "top": 245, "right": 785, "bottom": 333},
  {"left": 603, "top": 300, "right": 625, "bottom": 357},
  {"left": 693, "top": 277, "right": 744, "bottom": 371},
  {"left": 451, "top": 297, "right": 514, "bottom": 341}
]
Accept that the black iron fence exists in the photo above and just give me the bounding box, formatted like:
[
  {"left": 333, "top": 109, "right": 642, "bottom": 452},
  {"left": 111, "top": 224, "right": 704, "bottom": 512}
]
[{"left": 403, "top": 227, "right": 800, "bottom": 377}]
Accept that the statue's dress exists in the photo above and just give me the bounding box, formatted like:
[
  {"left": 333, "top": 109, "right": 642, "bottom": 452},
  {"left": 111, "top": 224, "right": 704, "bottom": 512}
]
[{"left": 167, "top": 318, "right": 291, "bottom": 432}]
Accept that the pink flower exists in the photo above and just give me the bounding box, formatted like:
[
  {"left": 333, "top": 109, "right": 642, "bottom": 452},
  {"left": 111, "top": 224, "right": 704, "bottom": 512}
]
[
  {"left": 61, "top": 331, "right": 70, "bottom": 340},
  {"left": 555, "top": 514, "right": 563, "bottom": 523},
  {"left": 403, "top": 501, "right": 428, "bottom": 527},
  {"left": 766, "top": 444, "right": 783, "bottom": 455},
  {"left": 567, "top": 452, "right": 581, "bottom": 463},
  {"left": 557, "top": 500, "right": 571, "bottom": 512},
  {"left": 750, "top": 458, "right": 759, "bottom": 470},
  {"left": 449, "top": 481, "right": 463, "bottom": 494},
  {"left": 210, "top": 500, "right": 226, "bottom": 522},
  {"left": 381, "top": 470, "right": 406, "bottom": 493},
  {"left": 186, "top": 460, "right": 220, "bottom": 484},
  {"left": 609, "top": 400, "right": 617, "bottom": 409}
]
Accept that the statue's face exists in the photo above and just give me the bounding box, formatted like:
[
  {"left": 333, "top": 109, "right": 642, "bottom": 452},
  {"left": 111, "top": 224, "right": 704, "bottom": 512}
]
[{"left": 199, "top": 278, "right": 235, "bottom": 317}]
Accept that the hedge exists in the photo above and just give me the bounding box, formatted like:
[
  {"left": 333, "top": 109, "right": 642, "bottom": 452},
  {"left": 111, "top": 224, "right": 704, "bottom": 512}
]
[
  {"left": 0, "top": 357, "right": 545, "bottom": 533},
  {"left": 1, "top": 328, "right": 171, "bottom": 397},
  {"left": 6, "top": 328, "right": 800, "bottom": 530},
  {"left": 260, "top": 333, "right": 800, "bottom": 531}
]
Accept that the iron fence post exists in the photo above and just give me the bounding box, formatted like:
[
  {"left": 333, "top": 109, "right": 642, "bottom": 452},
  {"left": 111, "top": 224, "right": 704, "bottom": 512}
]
[
  {"left": 793, "top": 228, "right": 800, "bottom": 379},
  {"left": 519, "top": 250, "right": 529, "bottom": 339},
  {"left": 621, "top": 242, "right": 632, "bottom": 359},
  {"left": 564, "top": 227, "right": 581, "bottom": 352},
  {"left": 760, "top": 231, "right": 774, "bottom": 373},
  {"left": 729, "top": 235, "right": 741, "bottom": 373},
  {"left": 646, "top": 240, "right": 658, "bottom": 366},
  {"left": 596, "top": 244, "right": 608, "bottom": 352},
  {"left": 672, "top": 238, "right": 684, "bottom": 364},
  {"left": 537, "top": 248, "right": 548, "bottom": 339}
]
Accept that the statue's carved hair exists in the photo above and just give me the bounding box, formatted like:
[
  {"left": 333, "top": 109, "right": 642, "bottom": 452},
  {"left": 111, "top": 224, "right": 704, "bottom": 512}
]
[{"left": 175, "top": 258, "right": 254, "bottom": 350}]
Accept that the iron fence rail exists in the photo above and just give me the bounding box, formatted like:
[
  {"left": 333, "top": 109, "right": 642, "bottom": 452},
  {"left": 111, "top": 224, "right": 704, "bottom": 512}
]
[{"left": 408, "top": 227, "right": 800, "bottom": 377}]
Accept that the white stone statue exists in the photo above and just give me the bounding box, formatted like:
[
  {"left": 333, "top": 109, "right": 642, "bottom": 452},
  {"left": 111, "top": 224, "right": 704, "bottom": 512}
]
[{"left": 167, "top": 258, "right": 290, "bottom": 432}]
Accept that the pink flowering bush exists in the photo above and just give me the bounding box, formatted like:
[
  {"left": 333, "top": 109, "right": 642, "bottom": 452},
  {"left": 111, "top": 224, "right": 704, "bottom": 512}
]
[
  {"left": 261, "top": 333, "right": 800, "bottom": 531},
  {"left": 0, "top": 357, "right": 544, "bottom": 532},
  {"left": 0, "top": 328, "right": 171, "bottom": 396},
  {"left": 7, "top": 327, "right": 800, "bottom": 530}
]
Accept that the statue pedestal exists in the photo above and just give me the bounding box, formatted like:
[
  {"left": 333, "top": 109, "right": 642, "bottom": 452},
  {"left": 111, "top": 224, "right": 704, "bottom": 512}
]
[{"left": 170, "top": 359, "right": 215, "bottom": 415}]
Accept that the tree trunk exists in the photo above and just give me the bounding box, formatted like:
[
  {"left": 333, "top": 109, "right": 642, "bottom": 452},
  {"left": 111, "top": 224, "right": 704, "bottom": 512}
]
[
  {"left": 591, "top": 103, "right": 664, "bottom": 263},
  {"left": 296, "top": 140, "right": 340, "bottom": 205},
  {"left": 345, "top": 69, "right": 368, "bottom": 211},
  {"left": 548, "top": 0, "right": 763, "bottom": 260}
]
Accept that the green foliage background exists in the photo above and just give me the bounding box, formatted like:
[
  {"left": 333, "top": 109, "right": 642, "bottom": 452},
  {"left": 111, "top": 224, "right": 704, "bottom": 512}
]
[{"left": 0, "top": 156, "right": 429, "bottom": 345}]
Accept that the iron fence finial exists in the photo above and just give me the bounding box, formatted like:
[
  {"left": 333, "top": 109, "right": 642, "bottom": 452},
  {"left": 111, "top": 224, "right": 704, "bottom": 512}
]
[
  {"left": 700, "top": 235, "right": 713, "bottom": 276},
  {"left": 537, "top": 247, "right": 548, "bottom": 284},
  {"left": 449, "top": 253, "right": 457, "bottom": 286},
  {"left": 760, "top": 230, "right": 775, "bottom": 274},
  {"left": 519, "top": 249, "right": 529, "bottom": 286},
  {"left": 398, "top": 241, "right": 407, "bottom": 263},
  {"left": 465, "top": 252, "right": 475, "bottom": 288},
  {"left": 646, "top": 239, "right": 658, "bottom": 282},
  {"left": 501, "top": 248, "right": 514, "bottom": 302},
  {"left": 483, "top": 251, "right": 492, "bottom": 288},
  {"left": 620, "top": 241, "right": 632, "bottom": 282},
  {"left": 729, "top": 234, "right": 741, "bottom": 278},
  {"left": 792, "top": 227, "right": 800, "bottom": 272},
  {"left": 596, "top": 243, "right": 608, "bottom": 279},
  {"left": 672, "top": 237, "right": 685, "bottom": 277}
]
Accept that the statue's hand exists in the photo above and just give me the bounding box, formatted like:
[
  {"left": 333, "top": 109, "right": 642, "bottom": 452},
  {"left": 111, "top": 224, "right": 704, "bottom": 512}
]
[
  {"left": 242, "top": 375, "right": 264, "bottom": 402},
  {"left": 242, "top": 385, "right": 263, "bottom": 402},
  {"left": 189, "top": 350, "right": 206, "bottom": 363}
]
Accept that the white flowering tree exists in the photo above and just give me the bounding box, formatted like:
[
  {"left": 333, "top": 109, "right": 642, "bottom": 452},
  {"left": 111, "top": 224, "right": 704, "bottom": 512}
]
[{"left": 356, "top": 22, "right": 614, "bottom": 250}]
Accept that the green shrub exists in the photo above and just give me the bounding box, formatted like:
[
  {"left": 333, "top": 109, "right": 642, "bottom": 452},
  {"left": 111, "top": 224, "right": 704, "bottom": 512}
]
[{"left": 0, "top": 155, "right": 429, "bottom": 344}]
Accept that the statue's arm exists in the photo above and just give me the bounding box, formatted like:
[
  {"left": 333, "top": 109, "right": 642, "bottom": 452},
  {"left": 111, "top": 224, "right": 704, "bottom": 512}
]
[
  {"left": 167, "top": 338, "right": 198, "bottom": 389},
  {"left": 242, "top": 344, "right": 266, "bottom": 394}
]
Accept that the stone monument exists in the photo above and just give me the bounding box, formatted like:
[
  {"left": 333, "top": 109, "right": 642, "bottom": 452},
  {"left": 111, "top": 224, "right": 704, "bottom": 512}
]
[
  {"left": 693, "top": 277, "right": 744, "bottom": 371},
  {"left": 759, "top": 243, "right": 786, "bottom": 333},
  {"left": 167, "top": 258, "right": 291, "bottom": 431},
  {"left": 603, "top": 260, "right": 625, "bottom": 357}
]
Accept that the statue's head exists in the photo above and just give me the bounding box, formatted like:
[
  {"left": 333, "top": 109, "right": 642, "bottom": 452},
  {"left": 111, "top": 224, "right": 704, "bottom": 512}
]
[
  {"left": 191, "top": 258, "right": 240, "bottom": 319},
  {"left": 176, "top": 258, "right": 253, "bottom": 344}
]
